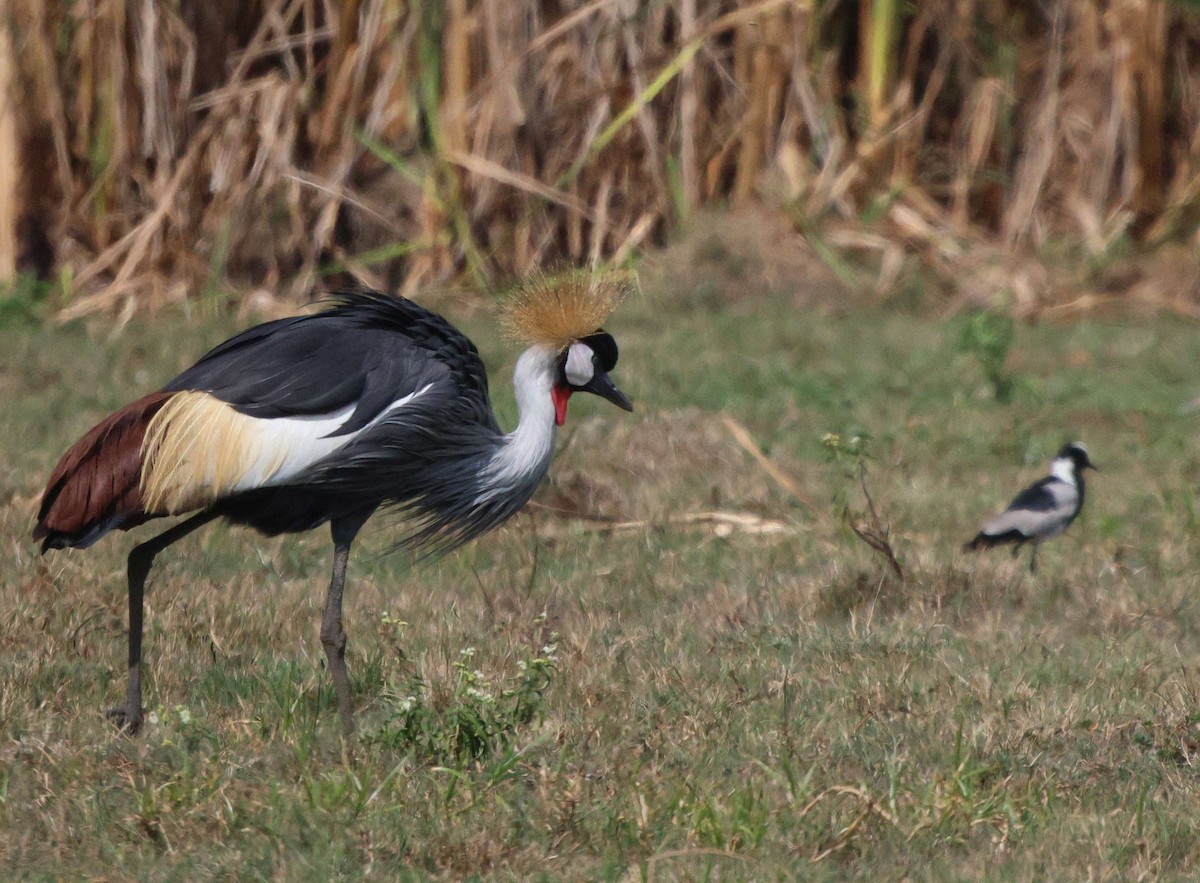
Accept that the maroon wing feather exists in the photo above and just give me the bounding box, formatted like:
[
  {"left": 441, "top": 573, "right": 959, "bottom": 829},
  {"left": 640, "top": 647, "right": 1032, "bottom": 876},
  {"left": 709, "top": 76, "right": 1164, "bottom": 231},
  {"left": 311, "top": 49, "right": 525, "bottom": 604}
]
[{"left": 33, "top": 392, "right": 176, "bottom": 550}]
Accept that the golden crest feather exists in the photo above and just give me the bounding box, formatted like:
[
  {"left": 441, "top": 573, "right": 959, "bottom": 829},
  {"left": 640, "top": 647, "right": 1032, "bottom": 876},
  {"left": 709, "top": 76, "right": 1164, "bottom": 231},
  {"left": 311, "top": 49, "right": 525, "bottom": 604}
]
[{"left": 499, "top": 269, "right": 633, "bottom": 349}]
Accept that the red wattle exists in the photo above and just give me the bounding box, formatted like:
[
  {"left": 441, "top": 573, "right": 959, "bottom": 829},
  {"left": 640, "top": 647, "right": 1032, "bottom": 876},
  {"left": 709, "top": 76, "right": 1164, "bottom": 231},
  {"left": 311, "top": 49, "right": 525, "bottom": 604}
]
[{"left": 552, "top": 385, "right": 572, "bottom": 426}]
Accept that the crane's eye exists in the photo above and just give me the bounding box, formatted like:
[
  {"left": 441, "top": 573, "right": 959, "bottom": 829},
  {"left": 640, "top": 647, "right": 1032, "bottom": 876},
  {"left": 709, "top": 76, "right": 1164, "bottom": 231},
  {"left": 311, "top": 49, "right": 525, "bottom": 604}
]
[{"left": 579, "top": 330, "right": 619, "bottom": 372}]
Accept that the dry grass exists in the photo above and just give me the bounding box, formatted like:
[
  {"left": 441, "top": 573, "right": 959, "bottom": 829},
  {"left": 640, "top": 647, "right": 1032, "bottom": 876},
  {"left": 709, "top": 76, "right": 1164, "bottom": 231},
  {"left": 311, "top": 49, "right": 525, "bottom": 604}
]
[
  {"left": 7, "top": 262, "right": 1200, "bottom": 876},
  {"left": 6, "top": 1, "right": 1200, "bottom": 316}
]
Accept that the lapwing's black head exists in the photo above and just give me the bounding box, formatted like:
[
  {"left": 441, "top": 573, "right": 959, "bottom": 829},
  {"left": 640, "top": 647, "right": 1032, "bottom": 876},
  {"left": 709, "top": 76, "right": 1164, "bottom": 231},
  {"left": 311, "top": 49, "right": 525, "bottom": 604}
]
[
  {"left": 1056, "top": 441, "right": 1096, "bottom": 474},
  {"left": 552, "top": 331, "right": 633, "bottom": 426}
]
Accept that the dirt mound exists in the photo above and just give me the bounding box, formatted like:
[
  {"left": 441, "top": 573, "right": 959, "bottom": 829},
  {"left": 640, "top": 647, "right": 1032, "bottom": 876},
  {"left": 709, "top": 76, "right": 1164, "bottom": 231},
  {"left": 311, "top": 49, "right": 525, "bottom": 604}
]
[{"left": 638, "top": 208, "right": 852, "bottom": 310}]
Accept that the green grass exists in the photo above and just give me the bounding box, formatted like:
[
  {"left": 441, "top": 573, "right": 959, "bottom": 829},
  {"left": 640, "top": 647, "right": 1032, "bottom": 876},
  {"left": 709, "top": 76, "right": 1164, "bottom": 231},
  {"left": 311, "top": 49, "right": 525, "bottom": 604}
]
[{"left": 6, "top": 281, "right": 1200, "bottom": 879}]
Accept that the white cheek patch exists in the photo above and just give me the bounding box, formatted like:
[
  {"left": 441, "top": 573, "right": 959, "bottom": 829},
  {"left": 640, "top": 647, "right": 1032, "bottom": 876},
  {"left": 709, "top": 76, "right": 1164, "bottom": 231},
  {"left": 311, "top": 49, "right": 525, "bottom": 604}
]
[{"left": 564, "top": 343, "right": 595, "bottom": 386}]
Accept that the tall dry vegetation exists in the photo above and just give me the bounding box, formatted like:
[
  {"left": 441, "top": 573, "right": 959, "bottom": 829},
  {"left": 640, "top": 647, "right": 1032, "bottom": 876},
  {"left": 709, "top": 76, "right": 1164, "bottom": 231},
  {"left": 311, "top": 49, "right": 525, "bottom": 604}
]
[{"left": 4, "top": 0, "right": 1200, "bottom": 315}]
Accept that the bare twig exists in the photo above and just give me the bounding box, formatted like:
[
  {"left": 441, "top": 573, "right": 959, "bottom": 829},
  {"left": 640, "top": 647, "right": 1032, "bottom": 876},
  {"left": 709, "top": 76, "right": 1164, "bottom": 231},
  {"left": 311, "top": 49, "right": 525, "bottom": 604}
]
[
  {"left": 849, "top": 461, "right": 904, "bottom": 582},
  {"left": 529, "top": 506, "right": 796, "bottom": 538},
  {"left": 723, "top": 417, "right": 817, "bottom": 512}
]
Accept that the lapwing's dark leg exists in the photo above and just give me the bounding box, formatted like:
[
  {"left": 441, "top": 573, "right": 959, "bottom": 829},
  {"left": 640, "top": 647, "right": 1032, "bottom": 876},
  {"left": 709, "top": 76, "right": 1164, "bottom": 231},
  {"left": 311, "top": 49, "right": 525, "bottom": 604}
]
[
  {"left": 322, "top": 510, "right": 374, "bottom": 736},
  {"left": 1029, "top": 544, "right": 1039, "bottom": 574},
  {"left": 111, "top": 511, "right": 217, "bottom": 734}
]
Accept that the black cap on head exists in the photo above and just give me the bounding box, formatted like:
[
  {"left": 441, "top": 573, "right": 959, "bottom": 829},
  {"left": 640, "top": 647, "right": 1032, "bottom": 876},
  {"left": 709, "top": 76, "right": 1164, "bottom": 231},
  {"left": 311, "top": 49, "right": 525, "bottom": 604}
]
[
  {"left": 1057, "top": 441, "right": 1096, "bottom": 471},
  {"left": 579, "top": 330, "right": 618, "bottom": 372}
]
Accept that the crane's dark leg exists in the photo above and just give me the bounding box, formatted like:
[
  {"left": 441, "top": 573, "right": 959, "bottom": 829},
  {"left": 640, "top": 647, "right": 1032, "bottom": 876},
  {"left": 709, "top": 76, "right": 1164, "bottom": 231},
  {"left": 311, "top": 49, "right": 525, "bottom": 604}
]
[
  {"left": 110, "top": 511, "right": 217, "bottom": 734},
  {"left": 322, "top": 511, "right": 372, "bottom": 736}
]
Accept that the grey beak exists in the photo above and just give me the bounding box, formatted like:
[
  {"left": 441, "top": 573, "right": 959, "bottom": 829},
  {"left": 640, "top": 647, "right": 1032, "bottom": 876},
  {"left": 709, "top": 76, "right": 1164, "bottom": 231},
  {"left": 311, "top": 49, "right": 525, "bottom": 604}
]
[{"left": 583, "top": 370, "right": 633, "bottom": 412}]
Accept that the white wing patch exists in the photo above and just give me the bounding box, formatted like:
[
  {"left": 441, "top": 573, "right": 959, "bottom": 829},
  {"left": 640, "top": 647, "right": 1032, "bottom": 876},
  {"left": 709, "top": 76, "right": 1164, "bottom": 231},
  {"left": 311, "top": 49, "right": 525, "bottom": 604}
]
[{"left": 141, "top": 385, "right": 431, "bottom": 514}]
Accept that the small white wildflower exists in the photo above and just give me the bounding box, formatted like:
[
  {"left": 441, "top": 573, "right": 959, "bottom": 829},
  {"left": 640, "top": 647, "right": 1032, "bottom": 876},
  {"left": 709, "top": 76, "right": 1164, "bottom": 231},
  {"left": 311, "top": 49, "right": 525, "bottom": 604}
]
[{"left": 466, "top": 686, "right": 494, "bottom": 703}]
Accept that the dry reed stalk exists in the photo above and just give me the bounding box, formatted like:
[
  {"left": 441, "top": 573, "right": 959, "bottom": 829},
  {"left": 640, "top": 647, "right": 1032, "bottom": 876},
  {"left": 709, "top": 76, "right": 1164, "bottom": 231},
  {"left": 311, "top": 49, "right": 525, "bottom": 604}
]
[
  {"left": 860, "top": 0, "right": 899, "bottom": 132},
  {"left": 588, "top": 171, "right": 612, "bottom": 264},
  {"left": 732, "top": 10, "right": 788, "bottom": 202},
  {"left": 678, "top": 0, "right": 699, "bottom": 214},
  {"left": 951, "top": 78, "right": 1004, "bottom": 231},
  {"left": 885, "top": 0, "right": 952, "bottom": 190},
  {"left": 1002, "top": 0, "right": 1066, "bottom": 246},
  {"left": 7, "top": 0, "right": 1200, "bottom": 315},
  {"left": 446, "top": 149, "right": 593, "bottom": 218},
  {"left": 473, "top": 0, "right": 526, "bottom": 219},
  {"left": 20, "top": 2, "right": 73, "bottom": 213},
  {"left": 612, "top": 212, "right": 656, "bottom": 265},
  {"left": 441, "top": 0, "right": 471, "bottom": 158},
  {"left": 1121, "top": 0, "right": 1168, "bottom": 226},
  {"left": 0, "top": 34, "right": 14, "bottom": 282}
]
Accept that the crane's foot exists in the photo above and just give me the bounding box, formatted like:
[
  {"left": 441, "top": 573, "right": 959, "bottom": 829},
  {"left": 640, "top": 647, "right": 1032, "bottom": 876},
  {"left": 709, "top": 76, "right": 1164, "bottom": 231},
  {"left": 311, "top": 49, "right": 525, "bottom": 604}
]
[{"left": 106, "top": 703, "right": 144, "bottom": 734}]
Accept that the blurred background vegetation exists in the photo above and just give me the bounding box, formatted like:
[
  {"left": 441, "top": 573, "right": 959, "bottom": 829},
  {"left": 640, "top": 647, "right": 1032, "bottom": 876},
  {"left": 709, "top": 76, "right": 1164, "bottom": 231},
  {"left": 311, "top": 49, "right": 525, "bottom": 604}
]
[{"left": 4, "top": 0, "right": 1200, "bottom": 318}]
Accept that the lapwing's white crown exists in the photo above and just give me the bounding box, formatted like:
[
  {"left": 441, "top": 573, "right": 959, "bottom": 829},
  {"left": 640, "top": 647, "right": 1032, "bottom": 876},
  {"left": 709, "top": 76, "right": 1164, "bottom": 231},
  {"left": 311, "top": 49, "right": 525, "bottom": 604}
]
[{"left": 499, "top": 268, "right": 633, "bottom": 349}]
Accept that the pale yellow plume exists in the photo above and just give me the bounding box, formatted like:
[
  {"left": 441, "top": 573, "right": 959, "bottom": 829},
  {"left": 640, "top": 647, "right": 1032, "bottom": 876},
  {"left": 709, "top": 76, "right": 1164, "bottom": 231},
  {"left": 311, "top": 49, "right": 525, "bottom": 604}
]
[
  {"left": 499, "top": 268, "right": 633, "bottom": 349},
  {"left": 141, "top": 392, "right": 289, "bottom": 514}
]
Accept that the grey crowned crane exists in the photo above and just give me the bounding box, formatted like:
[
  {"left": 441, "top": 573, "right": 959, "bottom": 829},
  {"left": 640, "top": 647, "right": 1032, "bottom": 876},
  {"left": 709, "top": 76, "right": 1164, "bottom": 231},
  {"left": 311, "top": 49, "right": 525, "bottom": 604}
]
[
  {"left": 963, "top": 441, "right": 1096, "bottom": 573},
  {"left": 33, "top": 274, "right": 633, "bottom": 735}
]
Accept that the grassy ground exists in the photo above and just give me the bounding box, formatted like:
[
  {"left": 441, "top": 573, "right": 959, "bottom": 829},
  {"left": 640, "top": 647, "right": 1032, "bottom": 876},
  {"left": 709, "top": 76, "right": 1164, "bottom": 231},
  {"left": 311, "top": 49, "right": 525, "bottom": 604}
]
[{"left": 5, "top": 273, "right": 1200, "bottom": 879}]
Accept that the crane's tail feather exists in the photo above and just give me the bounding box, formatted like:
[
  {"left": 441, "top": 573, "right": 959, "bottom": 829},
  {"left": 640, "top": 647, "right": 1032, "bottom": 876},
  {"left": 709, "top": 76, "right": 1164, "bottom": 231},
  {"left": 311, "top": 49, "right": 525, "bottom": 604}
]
[{"left": 34, "top": 392, "right": 175, "bottom": 551}]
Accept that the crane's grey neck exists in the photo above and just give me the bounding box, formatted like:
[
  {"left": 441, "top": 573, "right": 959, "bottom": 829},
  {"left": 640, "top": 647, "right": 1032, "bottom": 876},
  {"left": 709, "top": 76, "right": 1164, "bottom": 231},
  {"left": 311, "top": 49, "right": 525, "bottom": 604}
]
[
  {"left": 1050, "top": 457, "right": 1077, "bottom": 487},
  {"left": 477, "top": 345, "right": 559, "bottom": 502}
]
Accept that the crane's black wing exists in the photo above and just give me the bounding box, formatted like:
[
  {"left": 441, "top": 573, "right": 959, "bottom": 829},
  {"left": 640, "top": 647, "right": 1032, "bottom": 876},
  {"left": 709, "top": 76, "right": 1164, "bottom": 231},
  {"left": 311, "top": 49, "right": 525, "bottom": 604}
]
[
  {"left": 179, "top": 290, "right": 512, "bottom": 543},
  {"left": 163, "top": 289, "right": 499, "bottom": 435}
]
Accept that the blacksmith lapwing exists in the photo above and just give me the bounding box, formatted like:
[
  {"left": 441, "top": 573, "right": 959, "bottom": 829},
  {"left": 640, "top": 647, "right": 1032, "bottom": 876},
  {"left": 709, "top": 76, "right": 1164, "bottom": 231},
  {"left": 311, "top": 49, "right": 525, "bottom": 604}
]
[{"left": 963, "top": 442, "right": 1096, "bottom": 573}]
